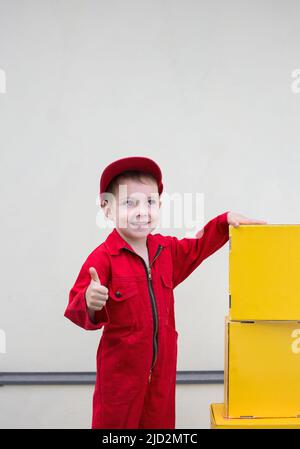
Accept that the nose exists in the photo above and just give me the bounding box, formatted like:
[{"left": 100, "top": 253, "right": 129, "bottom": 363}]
[{"left": 136, "top": 203, "right": 149, "bottom": 221}]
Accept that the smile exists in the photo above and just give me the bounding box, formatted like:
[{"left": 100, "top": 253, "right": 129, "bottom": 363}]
[{"left": 132, "top": 222, "right": 150, "bottom": 226}]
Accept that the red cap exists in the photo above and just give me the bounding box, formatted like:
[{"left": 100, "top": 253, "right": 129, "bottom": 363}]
[{"left": 100, "top": 156, "right": 163, "bottom": 200}]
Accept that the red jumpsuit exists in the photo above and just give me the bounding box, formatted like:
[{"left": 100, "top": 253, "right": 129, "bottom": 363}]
[{"left": 64, "top": 211, "right": 229, "bottom": 429}]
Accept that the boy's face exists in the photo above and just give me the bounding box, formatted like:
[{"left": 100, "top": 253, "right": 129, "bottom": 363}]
[{"left": 104, "top": 178, "right": 162, "bottom": 243}]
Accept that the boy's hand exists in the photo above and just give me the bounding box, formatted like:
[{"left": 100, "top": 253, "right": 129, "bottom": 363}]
[
  {"left": 85, "top": 267, "right": 109, "bottom": 311},
  {"left": 227, "top": 211, "right": 268, "bottom": 228}
]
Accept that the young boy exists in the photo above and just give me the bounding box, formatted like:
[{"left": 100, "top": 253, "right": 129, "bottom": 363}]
[{"left": 64, "top": 156, "right": 267, "bottom": 429}]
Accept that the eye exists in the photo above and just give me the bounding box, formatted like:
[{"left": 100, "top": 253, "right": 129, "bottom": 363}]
[
  {"left": 126, "top": 199, "right": 135, "bottom": 206},
  {"left": 148, "top": 199, "right": 156, "bottom": 205}
]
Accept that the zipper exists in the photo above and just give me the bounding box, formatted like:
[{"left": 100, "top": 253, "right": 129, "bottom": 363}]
[{"left": 122, "top": 244, "right": 163, "bottom": 383}]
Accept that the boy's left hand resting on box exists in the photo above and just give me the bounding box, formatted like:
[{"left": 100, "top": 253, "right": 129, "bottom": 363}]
[{"left": 227, "top": 211, "right": 268, "bottom": 228}]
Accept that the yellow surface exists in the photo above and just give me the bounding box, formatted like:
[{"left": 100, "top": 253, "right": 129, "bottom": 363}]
[
  {"left": 229, "top": 225, "right": 300, "bottom": 320},
  {"left": 224, "top": 317, "right": 300, "bottom": 418},
  {"left": 211, "top": 403, "right": 300, "bottom": 429}
]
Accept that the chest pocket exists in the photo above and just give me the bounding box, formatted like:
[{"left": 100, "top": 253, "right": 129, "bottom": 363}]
[
  {"left": 161, "top": 272, "right": 173, "bottom": 289},
  {"left": 160, "top": 272, "right": 175, "bottom": 327},
  {"left": 108, "top": 277, "right": 139, "bottom": 328}
]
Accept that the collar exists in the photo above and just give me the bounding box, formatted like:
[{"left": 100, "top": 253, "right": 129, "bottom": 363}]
[{"left": 104, "top": 227, "right": 170, "bottom": 260}]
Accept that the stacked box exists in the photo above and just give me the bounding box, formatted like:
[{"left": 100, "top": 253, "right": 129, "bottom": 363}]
[
  {"left": 211, "top": 403, "right": 300, "bottom": 429},
  {"left": 224, "top": 317, "right": 300, "bottom": 419},
  {"left": 229, "top": 224, "right": 300, "bottom": 321},
  {"left": 211, "top": 225, "right": 300, "bottom": 429}
]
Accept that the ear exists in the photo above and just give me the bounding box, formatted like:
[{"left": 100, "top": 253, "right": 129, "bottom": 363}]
[{"left": 101, "top": 200, "right": 110, "bottom": 220}]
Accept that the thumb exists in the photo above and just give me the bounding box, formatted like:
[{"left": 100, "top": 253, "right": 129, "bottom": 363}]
[{"left": 89, "top": 267, "right": 101, "bottom": 284}]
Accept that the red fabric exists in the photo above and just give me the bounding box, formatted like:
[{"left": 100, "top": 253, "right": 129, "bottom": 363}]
[{"left": 64, "top": 211, "right": 230, "bottom": 428}]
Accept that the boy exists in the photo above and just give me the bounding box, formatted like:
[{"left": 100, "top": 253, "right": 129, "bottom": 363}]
[{"left": 64, "top": 156, "right": 267, "bottom": 429}]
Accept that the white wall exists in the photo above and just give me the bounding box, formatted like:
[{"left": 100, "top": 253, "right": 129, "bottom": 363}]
[{"left": 0, "top": 0, "right": 299, "bottom": 428}]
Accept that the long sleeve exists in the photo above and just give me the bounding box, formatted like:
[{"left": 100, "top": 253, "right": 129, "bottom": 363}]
[
  {"left": 64, "top": 249, "right": 111, "bottom": 331},
  {"left": 169, "top": 211, "right": 230, "bottom": 288}
]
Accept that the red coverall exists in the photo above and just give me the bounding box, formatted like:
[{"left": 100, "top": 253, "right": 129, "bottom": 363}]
[{"left": 64, "top": 211, "right": 229, "bottom": 429}]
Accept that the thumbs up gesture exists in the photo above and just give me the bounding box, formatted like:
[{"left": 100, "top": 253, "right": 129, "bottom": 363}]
[{"left": 85, "top": 267, "right": 109, "bottom": 311}]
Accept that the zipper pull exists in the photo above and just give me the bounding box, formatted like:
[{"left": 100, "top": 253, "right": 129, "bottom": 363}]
[
  {"left": 148, "top": 369, "right": 153, "bottom": 383},
  {"left": 148, "top": 266, "right": 152, "bottom": 280}
]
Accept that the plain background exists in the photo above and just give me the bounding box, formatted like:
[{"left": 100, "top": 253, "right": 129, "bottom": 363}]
[{"left": 0, "top": 0, "right": 299, "bottom": 428}]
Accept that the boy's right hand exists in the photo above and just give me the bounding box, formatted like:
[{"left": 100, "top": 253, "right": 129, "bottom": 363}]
[{"left": 85, "top": 267, "right": 109, "bottom": 311}]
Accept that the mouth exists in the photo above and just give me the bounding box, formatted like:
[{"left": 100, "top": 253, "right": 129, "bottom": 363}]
[{"left": 131, "top": 221, "right": 151, "bottom": 227}]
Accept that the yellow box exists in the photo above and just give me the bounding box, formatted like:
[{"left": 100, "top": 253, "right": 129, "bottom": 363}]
[
  {"left": 211, "top": 403, "right": 300, "bottom": 429},
  {"left": 224, "top": 317, "right": 300, "bottom": 418},
  {"left": 229, "top": 225, "right": 300, "bottom": 320}
]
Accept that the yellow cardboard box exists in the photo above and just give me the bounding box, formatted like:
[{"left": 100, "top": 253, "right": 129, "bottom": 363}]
[
  {"left": 211, "top": 403, "right": 300, "bottom": 429},
  {"left": 229, "top": 225, "right": 300, "bottom": 320},
  {"left": 224, "top": 317, "right": 300, "bottom": 418}
]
